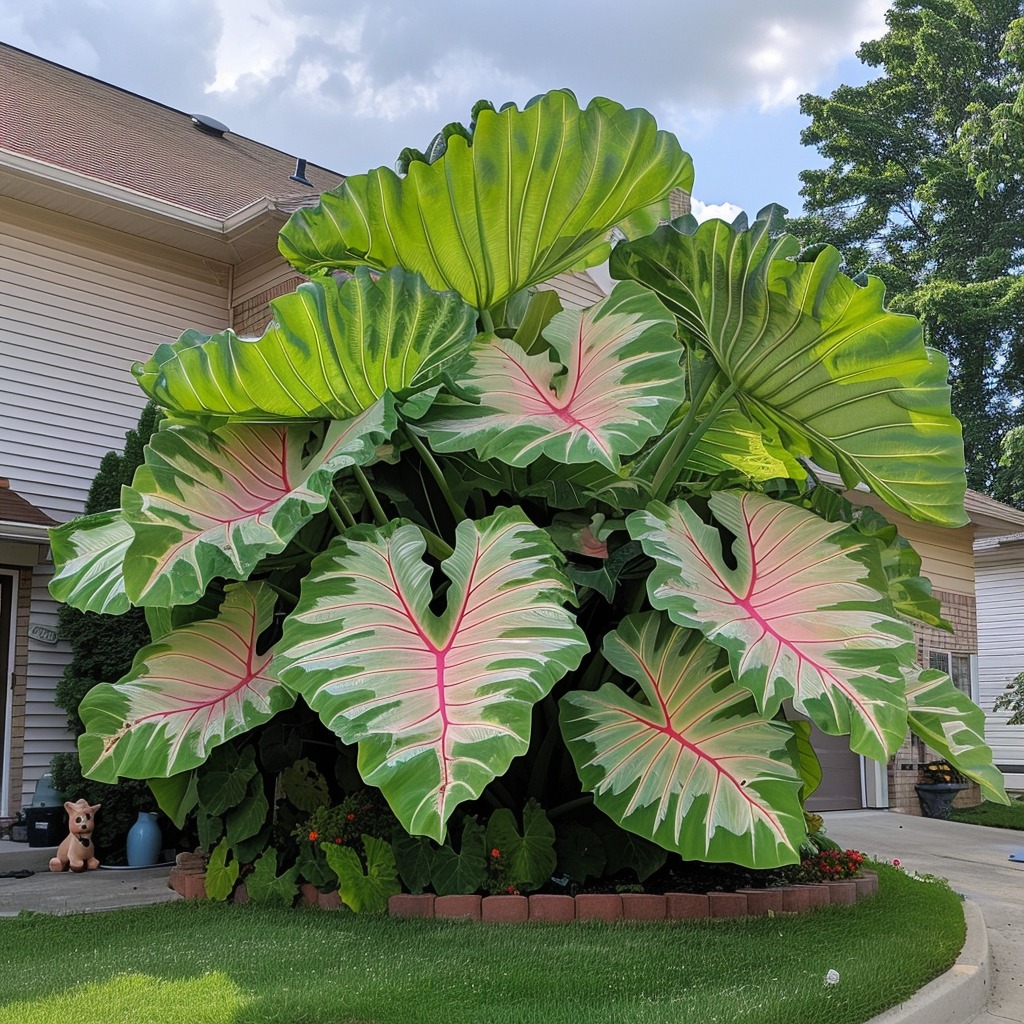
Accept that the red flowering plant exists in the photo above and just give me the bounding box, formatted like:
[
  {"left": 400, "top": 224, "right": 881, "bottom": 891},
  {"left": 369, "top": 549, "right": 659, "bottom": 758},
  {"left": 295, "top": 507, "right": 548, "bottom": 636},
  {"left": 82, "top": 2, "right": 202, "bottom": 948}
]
[
  {"left": 788, "top": 848, "right": 865, "bottom": 884},
  {"left": 483, "top": 846, "right": 528, "bottom": 896},
  {"left": 292, "top": 789, "right": 397, "bottom": 889}
]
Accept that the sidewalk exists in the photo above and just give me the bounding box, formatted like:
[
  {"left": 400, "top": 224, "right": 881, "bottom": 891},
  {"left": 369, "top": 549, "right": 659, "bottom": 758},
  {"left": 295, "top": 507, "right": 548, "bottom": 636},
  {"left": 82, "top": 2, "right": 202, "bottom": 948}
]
[
  {"left": 824, "top": 810, "right": 1024, "bottom": 1024},
  {"left": 0, "top": 840, "right": 179, "bottom": 917}
]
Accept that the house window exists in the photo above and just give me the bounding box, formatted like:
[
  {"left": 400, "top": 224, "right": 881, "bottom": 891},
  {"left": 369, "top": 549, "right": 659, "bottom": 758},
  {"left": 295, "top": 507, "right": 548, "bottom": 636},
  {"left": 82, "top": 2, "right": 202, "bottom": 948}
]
[{"left": 928, "top": 650, "right": 975, "bottom": 699}]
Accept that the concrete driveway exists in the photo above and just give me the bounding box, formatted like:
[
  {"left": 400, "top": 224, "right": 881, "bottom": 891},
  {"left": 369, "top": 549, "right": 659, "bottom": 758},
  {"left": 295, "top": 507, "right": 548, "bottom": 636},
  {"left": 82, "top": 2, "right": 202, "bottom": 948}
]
[{"left": 824, "top": 810, "right": 1024, "bottom": 1024}]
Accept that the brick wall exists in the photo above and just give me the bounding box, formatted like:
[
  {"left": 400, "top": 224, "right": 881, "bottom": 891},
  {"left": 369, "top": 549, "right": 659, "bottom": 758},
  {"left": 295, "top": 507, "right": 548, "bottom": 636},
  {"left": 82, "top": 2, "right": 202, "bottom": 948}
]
[
  {"left": 232, "top": 275, "right": 304, "bottom": 337},
  {"left": 887, "top": 588, "right": 982, "bottom": 814}
]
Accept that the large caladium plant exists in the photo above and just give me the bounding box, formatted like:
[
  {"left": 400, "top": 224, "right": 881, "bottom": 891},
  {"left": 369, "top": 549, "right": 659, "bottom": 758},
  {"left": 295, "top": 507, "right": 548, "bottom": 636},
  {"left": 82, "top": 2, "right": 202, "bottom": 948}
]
[{"left": 51, "top": 89, "right": 1006, "bottom": 881}]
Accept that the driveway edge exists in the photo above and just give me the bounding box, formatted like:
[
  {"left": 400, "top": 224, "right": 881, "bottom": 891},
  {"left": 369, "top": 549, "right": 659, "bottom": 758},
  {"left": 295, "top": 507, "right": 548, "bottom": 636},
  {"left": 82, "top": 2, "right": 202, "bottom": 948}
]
[{"left": 865, "top": 899, "right": 989, "bottom": 1024}]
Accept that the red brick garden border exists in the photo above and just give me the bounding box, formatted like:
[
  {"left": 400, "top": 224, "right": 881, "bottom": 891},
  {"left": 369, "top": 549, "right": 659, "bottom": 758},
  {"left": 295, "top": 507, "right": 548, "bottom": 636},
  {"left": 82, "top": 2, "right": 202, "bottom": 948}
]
[
  {"left": 168, "top": 859, "right": 878, "bottom": 920},
  {"left": 386, "top": 872, "right": 878, "bottom": 922}
]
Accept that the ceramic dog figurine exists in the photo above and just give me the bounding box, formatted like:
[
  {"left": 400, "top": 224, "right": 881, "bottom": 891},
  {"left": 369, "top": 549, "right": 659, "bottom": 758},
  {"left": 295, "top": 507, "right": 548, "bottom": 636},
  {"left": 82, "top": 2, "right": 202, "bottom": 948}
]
[{"left": 49, "top": 799, "right": 101, "bottom": 872}]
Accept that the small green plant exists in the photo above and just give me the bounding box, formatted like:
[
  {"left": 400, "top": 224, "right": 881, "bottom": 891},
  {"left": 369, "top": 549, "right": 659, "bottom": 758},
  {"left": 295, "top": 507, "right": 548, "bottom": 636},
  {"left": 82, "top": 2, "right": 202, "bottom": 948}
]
[{"left": 994, "top": 671, "right": 1024, "bottom": 725}]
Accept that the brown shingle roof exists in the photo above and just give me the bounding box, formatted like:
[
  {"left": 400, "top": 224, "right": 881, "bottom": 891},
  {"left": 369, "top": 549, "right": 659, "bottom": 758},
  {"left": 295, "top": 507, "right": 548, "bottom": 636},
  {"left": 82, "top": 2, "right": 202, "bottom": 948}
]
[
  {"left": 0, "top": 478, "right": 56, "bottom": 528},
  {"left": 0, "top": 43, "right": 343, "bottom": 219}
]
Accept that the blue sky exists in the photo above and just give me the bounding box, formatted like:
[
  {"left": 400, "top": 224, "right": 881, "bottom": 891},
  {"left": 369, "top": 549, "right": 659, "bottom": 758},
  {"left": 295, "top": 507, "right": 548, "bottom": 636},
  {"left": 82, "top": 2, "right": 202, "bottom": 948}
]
[{"left": 1, "top": 0, "right": 889, "bottom": 221}]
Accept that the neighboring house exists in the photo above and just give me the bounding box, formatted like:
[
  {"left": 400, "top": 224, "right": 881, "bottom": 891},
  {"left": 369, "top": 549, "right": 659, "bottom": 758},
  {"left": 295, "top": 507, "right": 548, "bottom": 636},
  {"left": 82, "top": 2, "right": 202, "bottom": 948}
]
[
  {"left": 806, "top": 489, "right": 1024, "bottom": 814},
  {"left": 975, "top": 530, "right": 1024, "bottom": 791},
  {"left": 0, "top": 42, "right": 344, "bottom": 816},
  {"left": 0, "top": 44, "right": 608, "bottom": 817}
]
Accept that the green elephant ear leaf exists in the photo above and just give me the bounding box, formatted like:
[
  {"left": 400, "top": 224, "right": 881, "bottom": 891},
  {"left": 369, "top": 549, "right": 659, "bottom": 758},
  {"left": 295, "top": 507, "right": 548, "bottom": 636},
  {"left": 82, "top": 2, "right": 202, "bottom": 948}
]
[
  {"left": 278, "top": 90, "right": 693, "bottom": 310},
  {"left": 324, "top": 835, "right": 401, "bottom": 914},
  {"left": 133, "top": 267, "right": 475, "bottom": 421},
  {"left": 123, "top": 397, "right": 395, "bottom": 607},
  {"left": 48, "top": 510, "right": 133, "bottom": 614},
  {"left": 415, "top": 282, "right": 684, "bottom": 470},
  {"left": 77, "top": 582, "right": 294, "bottom": 783},
  {"left": 275, "top": 508, "right": 588, "bottom": 841},
  {"left": 627, "top": 490, "right": 914, "bottom": 761},
  {"left": 611, "top": 209, "right": 968, "bottom": 526},
  {"left": 247, "top": 849, "right": 300, "bottom": 906},
  {"left": 484, "top": 799, "right": 557, "bottom": 891},
  {"left": 560, "top": 612, "right": 806, "bottom": 868},
  {"left": 204, "top": 838, "right": 238, "bottom": 902},
  {"left": 790, "top": 721, "right": 823, "bottom": 803},
  {"left": 430, "top": 817, "right": 487, "bottom": 897},
  {"left": 905, "top": 666, "right": 1009, "bottom": 803}
]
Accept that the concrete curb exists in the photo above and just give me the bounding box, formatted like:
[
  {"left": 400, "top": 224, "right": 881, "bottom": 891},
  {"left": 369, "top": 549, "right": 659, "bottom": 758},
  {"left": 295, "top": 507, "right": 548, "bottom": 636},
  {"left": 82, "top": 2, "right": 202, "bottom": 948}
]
[{"left": 865, "top": 899, "right": 990, "bottom": 1024}]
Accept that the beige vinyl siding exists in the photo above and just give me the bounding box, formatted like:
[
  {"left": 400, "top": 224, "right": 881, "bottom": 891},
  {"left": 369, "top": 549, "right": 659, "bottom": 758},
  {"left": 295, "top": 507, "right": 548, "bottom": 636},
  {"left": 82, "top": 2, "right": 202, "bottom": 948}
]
[
  {"left": 976, "top": 540, "right": 1024, "bottom": 770},
  {"left": 538, "top": 270, "right": 608, "bottom": 309},
  {"left": 1, "top": 199, "right": 232, "bottom": 806},
  {"left": 847, "top": 491, "right": 974, "bottom": 595}
]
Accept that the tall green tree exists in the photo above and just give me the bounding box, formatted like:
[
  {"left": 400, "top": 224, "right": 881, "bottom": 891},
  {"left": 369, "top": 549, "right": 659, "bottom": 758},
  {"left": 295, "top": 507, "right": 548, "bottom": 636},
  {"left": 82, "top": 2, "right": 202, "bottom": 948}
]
[{"left": 789, "top": 0, "right": 1024, "bottom": 490}]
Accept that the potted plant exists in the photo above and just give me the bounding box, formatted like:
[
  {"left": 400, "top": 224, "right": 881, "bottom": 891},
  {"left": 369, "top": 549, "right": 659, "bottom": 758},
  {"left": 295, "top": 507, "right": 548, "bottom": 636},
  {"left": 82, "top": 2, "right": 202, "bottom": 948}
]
[{"left": 915, "top": 760, "right": 967, "bottom": 818}]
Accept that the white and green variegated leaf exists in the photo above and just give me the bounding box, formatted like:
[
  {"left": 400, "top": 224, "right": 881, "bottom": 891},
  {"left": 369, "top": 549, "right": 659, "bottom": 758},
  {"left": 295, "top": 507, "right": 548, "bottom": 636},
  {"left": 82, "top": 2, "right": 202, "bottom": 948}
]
[
  {"left": 611, "top": 208, "right": 968, "bottom": 526},
  {"left": 560, "top": 613, "right": 805, "bottom": 867},
  {"left": 48, "top": 510, "right": 133, "bottom": 614},
  {"left": 275, "top": 508, "right": 588, "bottom": 841},
  {"left": 133, "top": 267, "right": 476, "bottom": 421},
  {"left": 416, "top": 283, "right": 683, "bottom": 470},
  {"left": 905, "top": 666, "right": 1009, "bottom": 803},
  {"left": 628, "top": 490, "right": 914, "bottom": 761},
  {"left": 123, "top": 397, "right": 395, "bottom": 607},
  {"left": 77, "top": 582, "right": 294, "bottom": 783},
  {"left": 278, "top": 91, "right": 693, "bottom": 311}
]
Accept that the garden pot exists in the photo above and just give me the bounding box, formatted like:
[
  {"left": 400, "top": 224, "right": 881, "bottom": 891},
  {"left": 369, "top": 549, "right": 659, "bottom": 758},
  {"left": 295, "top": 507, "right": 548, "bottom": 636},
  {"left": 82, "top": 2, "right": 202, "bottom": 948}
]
[
  {"left": 915, "top": 782, "right": 966, "bottom": 819},
  {"left": 126, "top": 811, "right": 163, "bottom": 866}
]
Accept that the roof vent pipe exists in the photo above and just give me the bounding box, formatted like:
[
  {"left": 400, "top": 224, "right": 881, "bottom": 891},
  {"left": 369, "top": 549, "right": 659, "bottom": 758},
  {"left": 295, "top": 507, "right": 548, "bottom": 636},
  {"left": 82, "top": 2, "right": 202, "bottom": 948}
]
[{"left": 290, "top": 158, "right": 313, "bottom": 187}]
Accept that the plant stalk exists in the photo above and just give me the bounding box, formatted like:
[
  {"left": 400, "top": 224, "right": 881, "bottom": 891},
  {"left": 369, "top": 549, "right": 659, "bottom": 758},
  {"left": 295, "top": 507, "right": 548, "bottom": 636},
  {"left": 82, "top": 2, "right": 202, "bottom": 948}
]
[
  {"left": 403, "top": 427, "right": 467, "bottom": 523},
  {"left": 352, "top": 466, "right": 389, "bottom": 527}
]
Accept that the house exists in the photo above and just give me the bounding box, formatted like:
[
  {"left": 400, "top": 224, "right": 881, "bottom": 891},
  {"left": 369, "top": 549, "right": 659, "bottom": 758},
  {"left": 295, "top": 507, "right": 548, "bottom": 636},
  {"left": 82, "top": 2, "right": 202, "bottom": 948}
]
[
  {"left": 806, "top": 489, "right": 1024, "bottom": 814},
  {"left": 975, "top": 530, "right": 1024, "bottom": 791},
  {"left": 0, "top": 42, "right": 346, "bottom": 816},
  {"left": 0, "top": 44, "right": 608, "bottom": 817}
]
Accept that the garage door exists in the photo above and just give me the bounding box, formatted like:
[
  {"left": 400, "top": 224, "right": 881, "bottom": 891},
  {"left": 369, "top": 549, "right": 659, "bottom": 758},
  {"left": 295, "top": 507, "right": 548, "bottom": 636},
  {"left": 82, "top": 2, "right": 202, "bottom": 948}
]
[{"left": 803, "top": 722, "right": 863, "bottom": 812}]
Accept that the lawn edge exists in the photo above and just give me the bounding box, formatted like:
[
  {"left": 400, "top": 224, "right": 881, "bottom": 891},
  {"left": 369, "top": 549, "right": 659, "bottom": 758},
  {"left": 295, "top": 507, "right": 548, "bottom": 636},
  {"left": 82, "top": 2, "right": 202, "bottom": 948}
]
[{"left": 863, "top": 899, "right": 989, "bottom": 1024}]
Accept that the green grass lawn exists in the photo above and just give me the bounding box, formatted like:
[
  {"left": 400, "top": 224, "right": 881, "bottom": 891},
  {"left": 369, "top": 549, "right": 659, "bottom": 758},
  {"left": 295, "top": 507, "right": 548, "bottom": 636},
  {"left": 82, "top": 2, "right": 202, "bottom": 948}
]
[
  {"left": 0, "top": 866, "right": 963, "bottom": 1024},
  {"left": 950, "top": 798, "right": 1024, "bottom": 830}
]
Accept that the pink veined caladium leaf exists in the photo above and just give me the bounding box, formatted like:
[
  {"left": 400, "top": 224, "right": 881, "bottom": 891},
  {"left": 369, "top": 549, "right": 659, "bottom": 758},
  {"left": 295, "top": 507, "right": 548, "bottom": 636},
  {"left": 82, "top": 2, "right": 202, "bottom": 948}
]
[
  {"left": 905, "top": 665, "right": 1008, "bottom": 803},
  {"left": 627, "top": 490, "right": 915, "bottom": 761},
  {"left": 122, "top": 396, "right": 396, "bottom": 607},
  {"left": 48, "top": 509, "right": 133, "bottom": 614},
  {"left": 560, "top": 612, "right": 805, "bottom": 867},
  {"left": 77, "top": 581, "right": 294, "bottom": 783},
  {"left": 414, "top": 281, "right": 683, "bottom": 470},
  {"left": 274, "top": 507, "right": 588, "bottom": 841}
]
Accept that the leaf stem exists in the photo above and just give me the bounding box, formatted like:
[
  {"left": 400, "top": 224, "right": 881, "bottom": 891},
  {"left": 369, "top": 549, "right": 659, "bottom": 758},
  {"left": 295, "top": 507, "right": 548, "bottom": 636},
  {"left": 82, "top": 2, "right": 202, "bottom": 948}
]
[
  {"left": 331, "top": 489, "right": 359, "bottom": 529},
  {"left": 650, "top": 366, "right": 722, "bottom": 500},
  {"left": 352, "top": 466, "right": 389, "bottom": 527},
  {"left": 418, "top": 526, "right": 454, "bottom": 561},
  {"left": 403, "top": 427, "right": 467, "bottom": 522},
  {"left": 263, "top": 581, "right": 299, "bottom": 606},
  {"left": 480, "top": 308, "right": 495, "bottom": 334},
  {"left": 547, "top": 795, "right": 593, "bottom": 821}
]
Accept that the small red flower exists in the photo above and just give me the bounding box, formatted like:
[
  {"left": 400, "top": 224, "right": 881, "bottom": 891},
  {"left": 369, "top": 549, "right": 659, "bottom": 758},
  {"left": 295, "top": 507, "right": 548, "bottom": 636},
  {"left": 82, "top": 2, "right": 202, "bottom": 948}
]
[
  {"left": 308, "top": 831, "right": 319, "bottom": 842},
  {"left": 335, "top": 837, "right": 344, "bottom": 844},
  {"left": 892, "top": 858, "right": 901, "bottom": 868},
  {"left": 506, "top": 886, "right": 517, "bottom": 895},
  {"left": 347, "top": 813, "right": 356, "bottom": 821},
  {"left": 490, "top": 848, "right": 501, "bottom": 859}
]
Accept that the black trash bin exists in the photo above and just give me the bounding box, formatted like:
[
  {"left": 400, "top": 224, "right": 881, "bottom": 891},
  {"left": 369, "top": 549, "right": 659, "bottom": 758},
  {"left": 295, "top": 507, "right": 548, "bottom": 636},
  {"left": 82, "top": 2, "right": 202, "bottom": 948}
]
[{"left": 25, "top": 805, "right": 65, "bottom": 847}]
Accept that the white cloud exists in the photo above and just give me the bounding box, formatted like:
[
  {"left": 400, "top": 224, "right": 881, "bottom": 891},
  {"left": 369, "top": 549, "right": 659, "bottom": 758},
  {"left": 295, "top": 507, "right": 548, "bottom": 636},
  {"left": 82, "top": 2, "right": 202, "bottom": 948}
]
[
  {"left": 204, "top": 0, "right": 305, "bottom": 94},
  {"left": 690, "top": 199, "right": 746, "bottom": 224}
]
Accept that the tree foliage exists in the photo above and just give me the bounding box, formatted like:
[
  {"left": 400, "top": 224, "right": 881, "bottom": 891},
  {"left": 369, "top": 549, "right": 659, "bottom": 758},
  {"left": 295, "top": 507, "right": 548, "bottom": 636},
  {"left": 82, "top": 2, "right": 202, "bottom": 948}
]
[{"left": 789, "top": 0, "right": 1024, "bottom": 490}]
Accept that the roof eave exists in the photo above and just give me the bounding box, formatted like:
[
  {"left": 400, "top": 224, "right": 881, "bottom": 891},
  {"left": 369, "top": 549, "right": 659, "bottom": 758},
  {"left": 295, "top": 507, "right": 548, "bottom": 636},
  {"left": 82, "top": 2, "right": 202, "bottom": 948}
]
[{"left": 0, "top": 149, "right": 295, "bottom": 262}]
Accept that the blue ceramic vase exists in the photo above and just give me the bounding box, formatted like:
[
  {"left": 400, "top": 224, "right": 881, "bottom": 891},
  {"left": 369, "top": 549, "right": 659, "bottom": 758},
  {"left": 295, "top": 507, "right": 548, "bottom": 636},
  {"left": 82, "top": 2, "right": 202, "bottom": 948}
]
[{"left": 126, "top": 811, "right": 163, "bottom": 867}]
